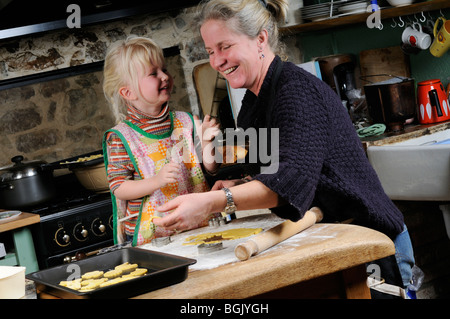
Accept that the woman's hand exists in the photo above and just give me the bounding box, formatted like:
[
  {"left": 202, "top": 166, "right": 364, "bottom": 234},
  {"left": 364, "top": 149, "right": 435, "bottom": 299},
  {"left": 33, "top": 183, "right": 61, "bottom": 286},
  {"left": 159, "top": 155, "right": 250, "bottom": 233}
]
[
  {"left": 210, "top": 178, "right": 247, "bottom": 190},
  {"left": 153, "top": 192, "right": 223, "bottom": 231}
]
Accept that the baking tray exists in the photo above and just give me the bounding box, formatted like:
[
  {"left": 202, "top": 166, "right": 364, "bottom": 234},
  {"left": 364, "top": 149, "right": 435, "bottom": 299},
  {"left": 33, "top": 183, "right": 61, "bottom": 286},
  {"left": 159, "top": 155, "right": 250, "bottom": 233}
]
[{"left": 26, "top": 247, "right": 196, "bottom": 299}]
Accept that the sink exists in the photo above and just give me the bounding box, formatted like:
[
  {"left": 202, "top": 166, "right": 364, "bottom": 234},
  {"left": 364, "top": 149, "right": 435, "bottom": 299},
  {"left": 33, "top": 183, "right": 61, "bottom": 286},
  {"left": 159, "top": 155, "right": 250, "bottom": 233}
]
[
  {"left": 367, "top": 128, "right": 450, "bottom": 239},
  {"left": 367, "top": 129, "right": 450, "bottom": 201}
]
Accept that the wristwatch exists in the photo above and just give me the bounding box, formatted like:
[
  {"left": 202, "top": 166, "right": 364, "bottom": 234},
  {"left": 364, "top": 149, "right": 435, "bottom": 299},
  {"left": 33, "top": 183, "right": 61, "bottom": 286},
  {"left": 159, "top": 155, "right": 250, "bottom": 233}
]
[{"left": 222, "top": 187, "right": 237, "bottom": 215}]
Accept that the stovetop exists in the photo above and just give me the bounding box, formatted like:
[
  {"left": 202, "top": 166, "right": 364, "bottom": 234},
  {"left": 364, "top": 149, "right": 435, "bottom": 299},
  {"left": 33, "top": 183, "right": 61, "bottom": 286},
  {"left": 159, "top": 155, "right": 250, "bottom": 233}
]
[{"left": 27, "top": 173, "right": 111, "bottom": 218}]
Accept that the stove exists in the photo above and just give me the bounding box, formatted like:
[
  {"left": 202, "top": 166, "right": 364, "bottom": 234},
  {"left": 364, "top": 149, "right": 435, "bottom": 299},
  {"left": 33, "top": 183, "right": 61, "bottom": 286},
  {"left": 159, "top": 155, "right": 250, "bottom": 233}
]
[{"left": 30, "top": 173, "right": 114, "bottom": 269}]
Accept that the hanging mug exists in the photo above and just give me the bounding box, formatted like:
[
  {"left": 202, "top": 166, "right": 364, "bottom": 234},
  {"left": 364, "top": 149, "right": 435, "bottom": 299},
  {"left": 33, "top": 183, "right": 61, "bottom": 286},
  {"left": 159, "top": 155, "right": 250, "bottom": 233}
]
[
  {"left": 430, "top": 17, "right": 450, "bottom": 57},
  {"left": 401, "top": 22, "right": 432, "bottom": 50}
]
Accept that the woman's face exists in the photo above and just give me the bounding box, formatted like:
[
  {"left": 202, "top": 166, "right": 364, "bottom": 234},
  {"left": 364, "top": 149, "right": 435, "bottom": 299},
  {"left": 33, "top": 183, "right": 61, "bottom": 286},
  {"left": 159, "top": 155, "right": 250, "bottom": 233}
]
[{"left": 201, "top": 19, "right": 263, "bottom": 94}]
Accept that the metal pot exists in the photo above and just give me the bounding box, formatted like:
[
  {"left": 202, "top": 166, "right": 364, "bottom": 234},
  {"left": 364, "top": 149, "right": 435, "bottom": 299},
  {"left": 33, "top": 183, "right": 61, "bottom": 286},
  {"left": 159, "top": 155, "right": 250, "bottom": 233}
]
[
  {"left": 363, "top": 75, "right": 416, "bottom": 132},
  {"left": 0, "top": 155, "right": 56, "bottom": 209}
]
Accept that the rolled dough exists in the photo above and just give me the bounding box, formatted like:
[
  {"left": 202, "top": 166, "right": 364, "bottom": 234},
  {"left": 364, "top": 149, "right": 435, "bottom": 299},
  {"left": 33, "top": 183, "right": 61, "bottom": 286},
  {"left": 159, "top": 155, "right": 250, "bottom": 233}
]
[{"left": 183, "top": 228, "right": 263, "bottom": 245}]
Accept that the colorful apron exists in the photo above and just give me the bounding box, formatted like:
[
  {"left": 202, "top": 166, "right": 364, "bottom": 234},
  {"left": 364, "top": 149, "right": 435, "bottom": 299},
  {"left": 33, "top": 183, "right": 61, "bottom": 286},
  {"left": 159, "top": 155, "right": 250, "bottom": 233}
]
[{"left": 103, "top": 111, "right": 209, "bottom": 246}]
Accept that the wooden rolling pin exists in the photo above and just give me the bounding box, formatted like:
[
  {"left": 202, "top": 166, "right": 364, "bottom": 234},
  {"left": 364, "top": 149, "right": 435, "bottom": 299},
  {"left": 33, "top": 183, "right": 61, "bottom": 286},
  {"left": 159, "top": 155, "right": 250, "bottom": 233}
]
[{"left": 234, "top": 207, "right": 323, "bottom": 261}]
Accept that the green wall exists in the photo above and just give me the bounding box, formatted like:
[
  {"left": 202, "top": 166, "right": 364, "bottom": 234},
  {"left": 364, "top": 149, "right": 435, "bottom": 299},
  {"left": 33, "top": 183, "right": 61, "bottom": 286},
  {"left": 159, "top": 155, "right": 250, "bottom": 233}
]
[{"left": 296, "top": 8, "right": 450, "bottom": 86}]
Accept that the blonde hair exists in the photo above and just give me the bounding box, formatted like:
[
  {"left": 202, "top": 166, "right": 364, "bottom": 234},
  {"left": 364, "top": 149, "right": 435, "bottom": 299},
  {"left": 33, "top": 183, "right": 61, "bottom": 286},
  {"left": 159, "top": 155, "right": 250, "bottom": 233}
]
[
  {"left": 194, "top": 0, "right": 289, "bottom": 57},
  {"left": 103, "top": 36, "right": 166, "bottom": 123}
]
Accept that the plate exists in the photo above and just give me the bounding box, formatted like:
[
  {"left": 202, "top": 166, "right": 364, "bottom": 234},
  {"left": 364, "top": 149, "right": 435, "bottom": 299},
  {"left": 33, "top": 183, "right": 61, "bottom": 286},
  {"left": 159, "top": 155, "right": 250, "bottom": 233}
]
[
  {"left": 339, "top": 1, "right": 368, "bottom": 13},
  {"left": 0, "top": 211, "right": 22, "bottom": 223}
]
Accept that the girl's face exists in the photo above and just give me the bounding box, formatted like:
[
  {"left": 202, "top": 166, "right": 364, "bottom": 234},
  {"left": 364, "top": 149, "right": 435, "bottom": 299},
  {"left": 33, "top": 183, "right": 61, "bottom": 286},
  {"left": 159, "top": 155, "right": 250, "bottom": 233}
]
[
  {"left": 200, "top": 19, "right": 264, "bottom": 95},
  {"left": 122, "top": 63, "right": 173, "bottom": 116}
]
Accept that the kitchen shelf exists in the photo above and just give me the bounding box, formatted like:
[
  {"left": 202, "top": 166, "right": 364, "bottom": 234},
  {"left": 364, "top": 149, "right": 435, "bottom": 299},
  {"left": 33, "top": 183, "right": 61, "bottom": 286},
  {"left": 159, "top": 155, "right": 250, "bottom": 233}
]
[{"left": 280, "top": 0, "right": 450, "bottom": 35}]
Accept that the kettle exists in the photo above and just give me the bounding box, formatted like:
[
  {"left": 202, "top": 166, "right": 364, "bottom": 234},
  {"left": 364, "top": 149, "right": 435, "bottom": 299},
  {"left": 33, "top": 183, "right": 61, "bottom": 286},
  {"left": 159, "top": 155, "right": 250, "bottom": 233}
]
[{"left": 417, "top": 79, "right": 450, "bottom": 124}]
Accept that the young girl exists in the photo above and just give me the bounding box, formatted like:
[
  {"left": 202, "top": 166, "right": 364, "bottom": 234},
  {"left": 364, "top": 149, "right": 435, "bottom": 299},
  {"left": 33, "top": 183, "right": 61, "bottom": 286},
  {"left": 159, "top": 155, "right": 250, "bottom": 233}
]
[{"left": 102, "top": 36, "right": 219, "bottom": 246}]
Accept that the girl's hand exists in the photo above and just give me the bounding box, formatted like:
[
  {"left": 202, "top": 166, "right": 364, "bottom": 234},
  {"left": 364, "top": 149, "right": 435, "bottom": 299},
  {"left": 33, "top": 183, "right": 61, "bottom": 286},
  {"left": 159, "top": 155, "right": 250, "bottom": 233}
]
[
  {"left": 155, "top": 161, "right": 180, "bottom": 188},
  {"left": 195, "top": 114, "right": 221, "bottom": 145}
]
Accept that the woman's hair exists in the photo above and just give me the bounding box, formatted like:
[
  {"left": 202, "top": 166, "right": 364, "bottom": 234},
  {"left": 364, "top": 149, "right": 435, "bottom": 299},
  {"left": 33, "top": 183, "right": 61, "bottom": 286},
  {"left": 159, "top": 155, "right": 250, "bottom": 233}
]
[
  {"left": 103, "top": 36, "right": 165, "bottom": 123},
  {"left": 194, "top": 0, "right": 289, "bottom": 57}
]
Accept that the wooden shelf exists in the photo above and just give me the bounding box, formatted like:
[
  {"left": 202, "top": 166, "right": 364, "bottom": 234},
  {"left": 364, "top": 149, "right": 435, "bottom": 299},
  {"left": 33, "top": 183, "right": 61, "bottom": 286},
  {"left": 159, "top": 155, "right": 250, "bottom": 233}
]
[{"left": 281, "top": 0, "right": 450, "bottom": 35}]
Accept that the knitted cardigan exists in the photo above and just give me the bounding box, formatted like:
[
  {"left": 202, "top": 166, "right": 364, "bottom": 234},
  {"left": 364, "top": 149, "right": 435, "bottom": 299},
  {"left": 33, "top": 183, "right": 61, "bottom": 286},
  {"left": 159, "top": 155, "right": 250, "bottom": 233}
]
[{"left": 237, "top": 56, "right": 404, "bottom": 239}]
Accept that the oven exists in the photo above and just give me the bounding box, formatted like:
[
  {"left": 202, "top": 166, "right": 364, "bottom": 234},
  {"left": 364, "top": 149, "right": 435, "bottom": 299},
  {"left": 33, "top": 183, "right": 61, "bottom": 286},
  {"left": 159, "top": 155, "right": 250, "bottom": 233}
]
[{"left": 30, "top": 173, "right": 114, "bottom": 269}]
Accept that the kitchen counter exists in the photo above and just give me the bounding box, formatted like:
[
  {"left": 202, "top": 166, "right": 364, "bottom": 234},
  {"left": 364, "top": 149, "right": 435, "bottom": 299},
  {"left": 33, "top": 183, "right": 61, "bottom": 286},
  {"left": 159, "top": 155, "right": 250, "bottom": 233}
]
[
  {"left": 0, "top": 211, "right": 40, "bottom": 232},
  {"left": 360, "top": 121, "right": 450, "bottom": 149},
  {"left": 134, "top": 223, "right": 395, "bottom": 299}
]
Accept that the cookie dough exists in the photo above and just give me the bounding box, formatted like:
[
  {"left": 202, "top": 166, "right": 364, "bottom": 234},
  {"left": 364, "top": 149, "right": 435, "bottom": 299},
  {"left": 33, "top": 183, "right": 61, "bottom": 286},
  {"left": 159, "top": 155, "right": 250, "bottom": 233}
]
[
  {"left": 81, "top": 270, "right": 104, "bottom": 280},
  {"left": 59, "top": 262, "right": 148, "bottom": 292},
  {"left": 183, "top": 228, "right": 262, "bottom": 245},
  {"left": 114, "top": 262, "right": 138, "bottom": 273}
]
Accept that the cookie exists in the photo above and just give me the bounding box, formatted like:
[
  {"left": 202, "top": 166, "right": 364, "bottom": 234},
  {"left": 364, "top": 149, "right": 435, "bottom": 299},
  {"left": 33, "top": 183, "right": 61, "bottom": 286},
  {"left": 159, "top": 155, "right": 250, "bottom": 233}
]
[
  {"left": 129, "top": 268, "right": 148, "bottom": 277},
  {"left": 115, "top": 262, "right": 138, "bottom": 273},
  {"left": 104, "top": 268, "right": 123, "bottom": 279},
  {"left": 81, "top": 270, "right": 104, "bottom": 280}
]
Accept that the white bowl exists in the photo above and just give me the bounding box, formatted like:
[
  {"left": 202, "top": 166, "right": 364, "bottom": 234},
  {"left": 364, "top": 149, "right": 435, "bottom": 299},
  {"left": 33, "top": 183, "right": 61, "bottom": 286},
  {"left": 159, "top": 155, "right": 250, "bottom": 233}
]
[{"left": 386, "top": 0, "right": 414, "bottom": 7}]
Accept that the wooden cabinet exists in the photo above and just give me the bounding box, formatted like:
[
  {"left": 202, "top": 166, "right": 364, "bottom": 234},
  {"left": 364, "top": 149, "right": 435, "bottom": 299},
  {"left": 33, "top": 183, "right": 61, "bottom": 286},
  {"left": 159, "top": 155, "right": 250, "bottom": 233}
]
[{"left": 281, "top": 0, "right": 450, "bottom": 34}]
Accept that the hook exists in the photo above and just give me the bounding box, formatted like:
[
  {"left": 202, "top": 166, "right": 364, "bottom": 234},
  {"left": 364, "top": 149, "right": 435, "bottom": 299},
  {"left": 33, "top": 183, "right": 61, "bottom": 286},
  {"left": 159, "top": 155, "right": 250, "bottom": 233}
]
[
  {"left": 391, "top": 17, "right": 397, "bottom": 28},
  {"left": 377, "top": 21, "right": 383, "bottom": 30},
  {"left": 420, "top": 11, "right": 426, "bottom": 23},
  {"left": 398, "top": 16, "right": 405, "bottom": 27}
]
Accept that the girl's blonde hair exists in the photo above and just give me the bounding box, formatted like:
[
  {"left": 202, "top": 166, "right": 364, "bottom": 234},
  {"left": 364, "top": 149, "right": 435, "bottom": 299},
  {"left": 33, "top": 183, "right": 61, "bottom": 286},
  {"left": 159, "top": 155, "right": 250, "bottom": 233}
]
[
  {"left": 103, "top": 36, "right": 165, "bottom": 123},
  {"left": 194, "top": 0, "right": 289, "bottom": 58}
]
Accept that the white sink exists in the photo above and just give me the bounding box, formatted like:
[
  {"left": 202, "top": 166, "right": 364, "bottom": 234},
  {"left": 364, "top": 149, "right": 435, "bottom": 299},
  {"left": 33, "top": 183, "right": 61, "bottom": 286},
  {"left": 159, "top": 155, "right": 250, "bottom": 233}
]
[
  {"left": 367, "top": 129, "right": 450, "bottom": 201},
  {"left": 367, "top": 128, "right": 450, "bottom": 239}
]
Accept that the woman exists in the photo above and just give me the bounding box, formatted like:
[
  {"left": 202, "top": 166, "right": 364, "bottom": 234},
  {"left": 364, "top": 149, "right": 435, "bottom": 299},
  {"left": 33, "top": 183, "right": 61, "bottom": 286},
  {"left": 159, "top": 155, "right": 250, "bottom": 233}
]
[{"left": 153, "top": 0, "right": 415, "bottom": 296}]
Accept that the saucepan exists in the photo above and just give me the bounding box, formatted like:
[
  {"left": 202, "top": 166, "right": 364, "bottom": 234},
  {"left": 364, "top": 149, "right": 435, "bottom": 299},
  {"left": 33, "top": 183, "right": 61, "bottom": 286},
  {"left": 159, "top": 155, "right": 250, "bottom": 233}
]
[
  {"left": 362, "top": 74, "right": 416, "bottom": 132},
  {"left": 0, "top": 155, "right": 56, "bottom": 209}
]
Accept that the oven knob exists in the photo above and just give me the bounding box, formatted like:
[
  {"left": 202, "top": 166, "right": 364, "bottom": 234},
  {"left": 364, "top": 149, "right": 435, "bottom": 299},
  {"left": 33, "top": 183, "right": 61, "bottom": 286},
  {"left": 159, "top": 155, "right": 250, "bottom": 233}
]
[
  {"left": 73, "top": 223, "right": 88, "bottom": 242},
  {"left": 55, "top": 227, "right": 71, "bottom": 247},
  {"left": 63, "top": 234, "right": 70, "bottom": 243},
  {"left": 91, "top": 218, "right": 106, "bottom": 236}
]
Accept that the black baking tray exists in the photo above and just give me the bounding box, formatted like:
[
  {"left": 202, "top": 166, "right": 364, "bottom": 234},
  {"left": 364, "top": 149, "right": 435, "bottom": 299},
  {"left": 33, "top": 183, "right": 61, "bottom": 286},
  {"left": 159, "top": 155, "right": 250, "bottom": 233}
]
[{"left": 26, "top": 247, "right": 196, "bottom": 299}]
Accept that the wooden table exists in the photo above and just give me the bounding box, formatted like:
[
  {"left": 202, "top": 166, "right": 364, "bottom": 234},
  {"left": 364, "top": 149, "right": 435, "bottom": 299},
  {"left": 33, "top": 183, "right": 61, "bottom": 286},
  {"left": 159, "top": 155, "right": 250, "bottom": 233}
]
[
  {"left": 134, "top": 223, "right": 395, "bottom": 299},
  {"left": 0, "top": 211, "right": 40, "bottom": 274}
]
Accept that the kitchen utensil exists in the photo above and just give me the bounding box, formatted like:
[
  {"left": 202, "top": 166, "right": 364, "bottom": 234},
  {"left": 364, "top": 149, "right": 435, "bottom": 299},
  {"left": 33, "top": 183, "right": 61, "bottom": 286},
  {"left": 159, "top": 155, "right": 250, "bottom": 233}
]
[
  {"left": 417, "top": 79, "right": 450, "bottom": 124},
  {"left": 402, "top": 22, "right": 432, "bottom": 50},
  {"left": 430, "top": 17, "right": 450, "bottom": 57},
  {"left": 57, "top": 150, "right": 108, "bottom": 193},
  {"left": 362, "top": 75, "right": 416, "bottom": 131},
  {"left": 0, "top": 155, "right": 56, "bottom": 209},
  {"left": 333, "top": 61, "right": 357, "bottom": 103},
  {"left": 26, "top": 247, "right": 195, "bottom": 299},
  {"left": 234, "top": 207, "right": 323, "bottom": 261},
  {"left": 317, "top": 54, "right": 353, "bottom": 93}
]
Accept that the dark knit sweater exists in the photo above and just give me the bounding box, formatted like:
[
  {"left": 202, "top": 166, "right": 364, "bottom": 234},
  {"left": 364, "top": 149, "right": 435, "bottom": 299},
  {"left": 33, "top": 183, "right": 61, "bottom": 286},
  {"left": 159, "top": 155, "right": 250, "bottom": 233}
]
[{"left": 237, "top": 56, "right": 404, "bottom": 239}]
